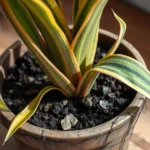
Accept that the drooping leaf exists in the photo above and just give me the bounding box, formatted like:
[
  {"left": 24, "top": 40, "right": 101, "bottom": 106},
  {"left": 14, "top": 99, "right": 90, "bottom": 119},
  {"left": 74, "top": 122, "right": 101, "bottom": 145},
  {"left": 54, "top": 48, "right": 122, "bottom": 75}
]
[
  {"left": 0, "top": 97, "right": 9, "bottom": 111},
  {"left": 72, "top": 0, "right": 108, "bottom": 69},
  {"left": 76, "top": 12, "right": 127, "bottom": 95},
  {"left": 105, "top": 11, "right": 127, "bottom": 57},
  {"left": 21, "top": 0, "right": 81, "bottom": 85},
  {"left": 90, "top": 11, "right": 126, "bottom": 70},
  {"left": 4, "top": 86, "right": 67, "bottom": 144},
  {"left": 76, "top": 54, "right": 150, "bottom": 98},
  {"left": 1, "top": 0, "right": 76, "bottom": 96},
  {"left": 43, "top": 0, "right": 72, "bottom": 42}
]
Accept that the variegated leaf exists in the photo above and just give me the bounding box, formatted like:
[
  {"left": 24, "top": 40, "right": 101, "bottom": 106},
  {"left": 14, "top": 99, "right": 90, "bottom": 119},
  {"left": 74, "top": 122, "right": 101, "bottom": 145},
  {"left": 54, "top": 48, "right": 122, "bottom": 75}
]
[
  {"left": 105, "top": 11, "right": 127, "bottom": 57},
  {"left": 0, "top": 97, "right": 9, "bottom": 111},
  {"left": 4, "top": 86, "right": 67, "bottom": 144},
  {"left": 1, "top": 0, "right": 52, "bottom": 60},
  {"left": 1, "top": 0, "right": 76, "bottom": 96},
  {"left": 72, "top": 0, "right": 108, "bottom": 68},
  {"left": 21, "top": 0, "right": 81, "bottom": 85},
  {"left": 73, "top": 0, "right": 95, "bottom": 36},
  {"left": 73, "top": 0, "right": 82, "bottom": 23},
  {"left": 76, "top": 54, "right": 150, "bottom": 98},
  {"left": 55, "top": 0, "right": 63, "bottom": 12},
  {"left": 80, "top": 20, "right": 99, "bottom": 74},
  {"left": 76, "top": 12, "right": 127, "bottom": 95},
  {"left": 43, "top": 0, "right": 72, "bottom": 42}
]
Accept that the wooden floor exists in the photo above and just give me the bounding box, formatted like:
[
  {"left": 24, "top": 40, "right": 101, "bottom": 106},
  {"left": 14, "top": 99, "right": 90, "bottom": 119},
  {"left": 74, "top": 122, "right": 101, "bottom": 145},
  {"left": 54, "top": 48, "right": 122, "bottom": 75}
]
[{"left": 0, "top": 0, "right": 150, "bottom": 149}]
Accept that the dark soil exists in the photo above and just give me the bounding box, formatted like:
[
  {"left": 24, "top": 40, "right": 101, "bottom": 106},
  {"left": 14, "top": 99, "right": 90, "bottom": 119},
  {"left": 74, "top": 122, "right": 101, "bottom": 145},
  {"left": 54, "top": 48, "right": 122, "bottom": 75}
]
[{"left": 2, "top": 45, "right": 136, "bottom": 130}]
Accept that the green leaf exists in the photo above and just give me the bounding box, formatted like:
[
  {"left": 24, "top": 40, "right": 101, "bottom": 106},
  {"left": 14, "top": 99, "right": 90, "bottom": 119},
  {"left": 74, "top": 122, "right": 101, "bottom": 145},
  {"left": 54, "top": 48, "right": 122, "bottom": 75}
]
[
  {"left": 105, "top": 11, "right": 127, "bottom": 57},
  {"left": 3, "top": 86, "right": 67, "bottom": 144},
  {"left": 76, "top": 54, "right": 150, "bottom": 98},
  {"left": 43, "top": 0, "right": 72, "bottom": 42},
  {"left": 1, "top": 0, "right": 76, "bottom": 96},
  {"left": 72, "top": 0, "right": 108, "bottom": 68},
  {"left": 21, "top": 0, "right": 81, "bottom": 85}
]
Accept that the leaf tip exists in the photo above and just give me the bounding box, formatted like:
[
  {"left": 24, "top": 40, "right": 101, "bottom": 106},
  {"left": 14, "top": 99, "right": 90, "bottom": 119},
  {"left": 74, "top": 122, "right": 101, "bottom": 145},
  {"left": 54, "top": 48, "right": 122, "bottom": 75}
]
[
  {"left": 111, "top": 8, "right": 115, "bottom": 14},
  {"left": 3, "top": 137, "right": 8, "bottom": 146},
  {"left": 111, "top": 10, "right": 127, "bottom": 35}
]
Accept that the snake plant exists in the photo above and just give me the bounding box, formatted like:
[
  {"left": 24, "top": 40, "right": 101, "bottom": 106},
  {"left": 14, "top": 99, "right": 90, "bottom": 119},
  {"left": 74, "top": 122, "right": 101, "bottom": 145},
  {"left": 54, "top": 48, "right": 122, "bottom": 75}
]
[{"left": 1, "top": 0, "right": 150, "bottom": 144}]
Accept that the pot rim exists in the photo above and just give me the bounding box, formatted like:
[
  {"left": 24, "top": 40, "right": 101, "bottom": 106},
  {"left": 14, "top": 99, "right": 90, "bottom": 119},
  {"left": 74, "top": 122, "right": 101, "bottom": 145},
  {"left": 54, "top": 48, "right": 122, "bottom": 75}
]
[{"left": 0, "top": 29, "right": 146, "bottom": 140}]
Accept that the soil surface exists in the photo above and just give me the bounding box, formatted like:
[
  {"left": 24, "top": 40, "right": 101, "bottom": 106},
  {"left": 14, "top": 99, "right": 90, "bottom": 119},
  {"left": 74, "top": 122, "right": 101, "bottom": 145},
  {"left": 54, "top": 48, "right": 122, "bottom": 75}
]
[{"left": 3, "top": 45, "right": 136, "bottom": 130}]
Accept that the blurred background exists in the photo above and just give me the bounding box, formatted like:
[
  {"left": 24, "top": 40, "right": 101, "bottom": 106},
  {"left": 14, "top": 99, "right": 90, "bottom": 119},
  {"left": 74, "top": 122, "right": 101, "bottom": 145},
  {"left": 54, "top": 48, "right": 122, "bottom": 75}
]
[{"left": 0, "top": 0, "right": 150, "bottom": 149}]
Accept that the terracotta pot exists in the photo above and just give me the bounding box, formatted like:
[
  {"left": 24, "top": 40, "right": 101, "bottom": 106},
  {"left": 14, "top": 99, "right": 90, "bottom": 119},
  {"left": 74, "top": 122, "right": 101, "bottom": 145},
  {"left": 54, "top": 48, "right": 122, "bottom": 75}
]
[{"left": 0, "top": 29, "right": 146, "bottom": 150}]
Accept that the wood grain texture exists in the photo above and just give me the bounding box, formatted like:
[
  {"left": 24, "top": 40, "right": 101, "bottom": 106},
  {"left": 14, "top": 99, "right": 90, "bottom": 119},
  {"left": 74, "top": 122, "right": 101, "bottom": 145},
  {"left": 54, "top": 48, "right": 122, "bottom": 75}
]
[{"left": 0, "top": 0, "right": 150, "bottom": 149}]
